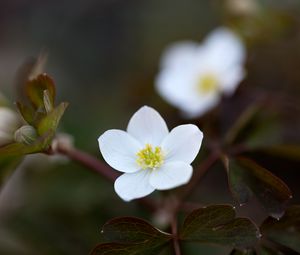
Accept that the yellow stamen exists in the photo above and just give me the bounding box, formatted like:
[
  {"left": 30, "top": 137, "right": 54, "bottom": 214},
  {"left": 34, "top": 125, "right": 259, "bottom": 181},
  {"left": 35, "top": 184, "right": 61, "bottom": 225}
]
[
  {"left": 197, "top": 73, "right": 219, "bottom": 94},
  {"left": 136, "top": 144, "right": 164, "bottom": 170}
]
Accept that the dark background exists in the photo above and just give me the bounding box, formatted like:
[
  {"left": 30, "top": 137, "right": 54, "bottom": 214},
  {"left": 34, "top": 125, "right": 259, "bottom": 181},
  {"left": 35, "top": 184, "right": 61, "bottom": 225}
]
[{"left": 0, "top": 0, "right": 300, "bottom": 254}]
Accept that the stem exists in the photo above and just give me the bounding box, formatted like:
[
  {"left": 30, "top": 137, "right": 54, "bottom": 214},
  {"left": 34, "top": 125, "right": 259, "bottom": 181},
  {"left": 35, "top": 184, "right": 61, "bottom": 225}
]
[
  {"left": 171, "top": 216, "right": 181, "bottom": 255},
  {"left": 223, "top": 103, "right": 260, "bottom": 146},
  {"left": 56, "top": 145, "right": 119, "bottom": 182}
]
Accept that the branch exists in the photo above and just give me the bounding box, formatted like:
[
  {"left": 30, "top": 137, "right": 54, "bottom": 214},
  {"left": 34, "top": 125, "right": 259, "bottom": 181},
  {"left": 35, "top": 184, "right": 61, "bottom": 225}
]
[{"left": 56, "top": 145, "right": 119, "bottom": 182}]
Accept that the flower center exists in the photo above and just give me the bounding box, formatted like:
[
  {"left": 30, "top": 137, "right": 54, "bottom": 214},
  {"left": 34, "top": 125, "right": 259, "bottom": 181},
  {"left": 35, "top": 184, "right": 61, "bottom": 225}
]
[
  {"left": 197, "top": 73, "right": 219, "bottom": 94},
  {"left": 136, "top": 144, "right": 164, "bottom": 170}
]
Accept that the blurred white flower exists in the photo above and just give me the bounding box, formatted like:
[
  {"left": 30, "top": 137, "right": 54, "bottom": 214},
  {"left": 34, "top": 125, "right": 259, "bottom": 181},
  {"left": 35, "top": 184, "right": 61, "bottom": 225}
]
[
  {"left": 98, "top": 106, "right": 203, "bottom": 201},
  {"left": 156, "top": 27, "right": 246, "bottom": 118},
  {"left": 0, "top": 107, "right": 21, "bottom": 146}
]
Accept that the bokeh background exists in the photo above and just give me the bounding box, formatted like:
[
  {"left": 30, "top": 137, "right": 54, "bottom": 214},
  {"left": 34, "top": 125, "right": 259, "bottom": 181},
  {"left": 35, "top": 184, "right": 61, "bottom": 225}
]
[{"left": 0, "top": 0, "right": 300, "bottom": 254}]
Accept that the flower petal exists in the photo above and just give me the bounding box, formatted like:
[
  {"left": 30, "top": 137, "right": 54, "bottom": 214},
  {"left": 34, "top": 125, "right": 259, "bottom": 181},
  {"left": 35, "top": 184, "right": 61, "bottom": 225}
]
[
  {"left": 155, "top": 67, "right": 198, "bottom": 107},
  {"left": 98, "top": 129, "right": 142, "bottom": 173},
  {"left": 179, "top": 93, "right": 220, "bottom": 118},
  {"left": 127, "top": 106, "right": 169, "bottom": 146},
  {"left": 160, "top": 41, "right": 199, "bottom": 69},
  {"left": 203, "top": 27, "right": 246, "bottom": 72},
  {"left": 161, "top": 124, "right": 203, "bottom": 164},
  {"left": 219, "top": 66, "right": 246, "bottom": 96},
  {"left": 114, "top": 170, "right": 155, "bottom": 201},
  {"left": 149, "top": 161, "right": 193, "bottom": 190}
]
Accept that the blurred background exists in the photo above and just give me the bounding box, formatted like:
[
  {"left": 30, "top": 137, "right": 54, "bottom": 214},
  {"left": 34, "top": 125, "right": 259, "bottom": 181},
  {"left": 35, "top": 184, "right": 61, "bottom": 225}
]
[{"left": 0, "top": 0, "right": 300, "bottom": 254}]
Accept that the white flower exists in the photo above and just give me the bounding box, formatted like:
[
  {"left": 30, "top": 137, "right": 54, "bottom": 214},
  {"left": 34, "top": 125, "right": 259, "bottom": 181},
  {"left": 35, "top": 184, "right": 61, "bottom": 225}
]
[
  {"left": 0, "top": 107, "right": 21, "bottom": 146},
  {"left": 156, "top": 27, "right": 246, "bottom": 118},
  {"left": 98, "top": 106, "right": 203, "bottom": 201}
]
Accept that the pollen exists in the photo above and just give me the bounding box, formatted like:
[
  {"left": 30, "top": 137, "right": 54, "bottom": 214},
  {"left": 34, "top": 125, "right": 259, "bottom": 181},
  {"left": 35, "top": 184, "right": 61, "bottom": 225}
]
[
  {"left": 136, "top": 144, "right": 164, "bottom": 170},
  {"left": 197, "top": 73, "right": 219, "bottom": 94}
]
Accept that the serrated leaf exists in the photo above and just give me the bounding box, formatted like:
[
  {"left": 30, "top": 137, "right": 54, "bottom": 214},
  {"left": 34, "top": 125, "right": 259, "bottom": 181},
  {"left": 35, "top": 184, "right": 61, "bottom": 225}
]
[
  {"left": 180, "top": 205, "right": 260, "bottom": 248},
  {"left": 0, "top": 131, "right": 54, "bottom": 157},
  {"left": 228, "top": 158, "right": 292, "bottom": 219},
  {"left": 91, "top": 217, "right": 171, "bottom": 255},
  {"left": 100, "top": 217, "right": 171, "bottom": 244},
  {"left": 261, "top": 206, "right": 300, "bottom": 253},
  {"left": 37, "top": 102, "right": 68, "bottom": 136},
  {"left": 25, "top": 74, "right": 55, "bottom": 109}
]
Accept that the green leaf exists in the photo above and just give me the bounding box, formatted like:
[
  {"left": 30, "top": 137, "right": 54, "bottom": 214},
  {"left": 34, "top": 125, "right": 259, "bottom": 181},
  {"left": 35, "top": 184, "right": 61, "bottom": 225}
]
[
  {"left": 228, "top": 158, "right": 292, "bottom": 219},
  {"left": 25, "top": 74, "right": 55, "bottom": 109},
  {"left": 16, "top": 102, "right": 35, "bottom": 124},
  {"left": 37, "top": 102, "right": 68, "bottom": 136},
  {"left": 0, "top": 131, "right": 54, "bottom": 157},
  {"left": 261, "top": 205, "right": 300, "bottom": 253},
  {"left": 91, "top": 217, "right": 172, "bottom": 255},
  {"left": 180, "top": 205, "right": 260, "bottom": 248}
]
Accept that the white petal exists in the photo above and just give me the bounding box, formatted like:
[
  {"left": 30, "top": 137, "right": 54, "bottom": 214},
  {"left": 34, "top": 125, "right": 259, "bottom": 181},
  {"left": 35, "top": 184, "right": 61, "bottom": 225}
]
[
  {"left": 161, "top": 124, "right": 203, "bottom": 164},
  {"left": 127, "top": 106, "right": 169, "bottom": 146},
  {"left": 149, "top": 161, "right": 193, "bottom": 190},
  {"left": 203, "top": 27, "right": 246, "bottom": 72},
  {"left": 179, "top": 93, "right": 220, "bottom": 118},
  {"left": 98, "top": 129, "right": 142, "bottom": 173},
  {"left": 219, "top": 66, "right": 246, "bottom": 95},
  {"left": 114, "top": 170, "right": 155, "bottom": 201},
  {"left": 160, "top": 41, "right": 199, "bottom": 69},
  {"left": 155, "top": 67, "right": 198, "bottom": 107}
]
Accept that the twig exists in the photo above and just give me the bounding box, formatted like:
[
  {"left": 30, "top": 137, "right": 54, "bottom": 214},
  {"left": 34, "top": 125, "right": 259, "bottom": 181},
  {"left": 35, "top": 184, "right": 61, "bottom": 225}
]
[
  {"left": 56, "top": 145, "right": 119, "bottom": 182},
  {"left": 223, "top": 103, "right": 260, "bottom": 146}
]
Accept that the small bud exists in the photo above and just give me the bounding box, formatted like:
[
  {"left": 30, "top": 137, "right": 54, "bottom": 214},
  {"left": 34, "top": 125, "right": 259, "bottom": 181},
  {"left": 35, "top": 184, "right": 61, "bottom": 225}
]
[
  {"left": 14, "top": 125, "right": 37, "bottom": 145},
  {"left": 0, "top": 107, "right": 21, "bottom": 146}
]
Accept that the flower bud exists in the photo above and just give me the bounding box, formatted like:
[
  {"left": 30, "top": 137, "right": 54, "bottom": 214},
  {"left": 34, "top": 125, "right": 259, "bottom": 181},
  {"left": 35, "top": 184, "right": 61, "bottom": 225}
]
[
  {"left": 0, "top": 107, "right": 21, "bottom": 146},
  {"left": 14, "top": 125, "right": 37, "bottom": 145}
]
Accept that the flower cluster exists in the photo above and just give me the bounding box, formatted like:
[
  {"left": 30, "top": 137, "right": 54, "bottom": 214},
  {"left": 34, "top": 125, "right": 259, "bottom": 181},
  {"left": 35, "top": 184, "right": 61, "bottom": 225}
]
[
  {"left": 98, "top": 106, "right": 203, "bottom": 201},
  {"left": 98, "top": 27, "right": 246, "bottom": 201},
  {"left": 155, "top": 27, "right": 246, "bottom": 118}
]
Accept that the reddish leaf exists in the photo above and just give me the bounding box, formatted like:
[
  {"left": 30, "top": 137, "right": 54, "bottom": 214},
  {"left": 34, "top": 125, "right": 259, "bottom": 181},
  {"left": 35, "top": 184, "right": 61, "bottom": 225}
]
[
  {"left": 228, "top": 158, "right": 292, "bottom": 219},
  {"left": 180, "top": 205, "right": 260, "bottom": 248},
  {"left": 261, "top": 205, "right": 300, "bottom": 253},
  {"left": 91, "top": 217, "right": 171, "bottom": 255}
]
